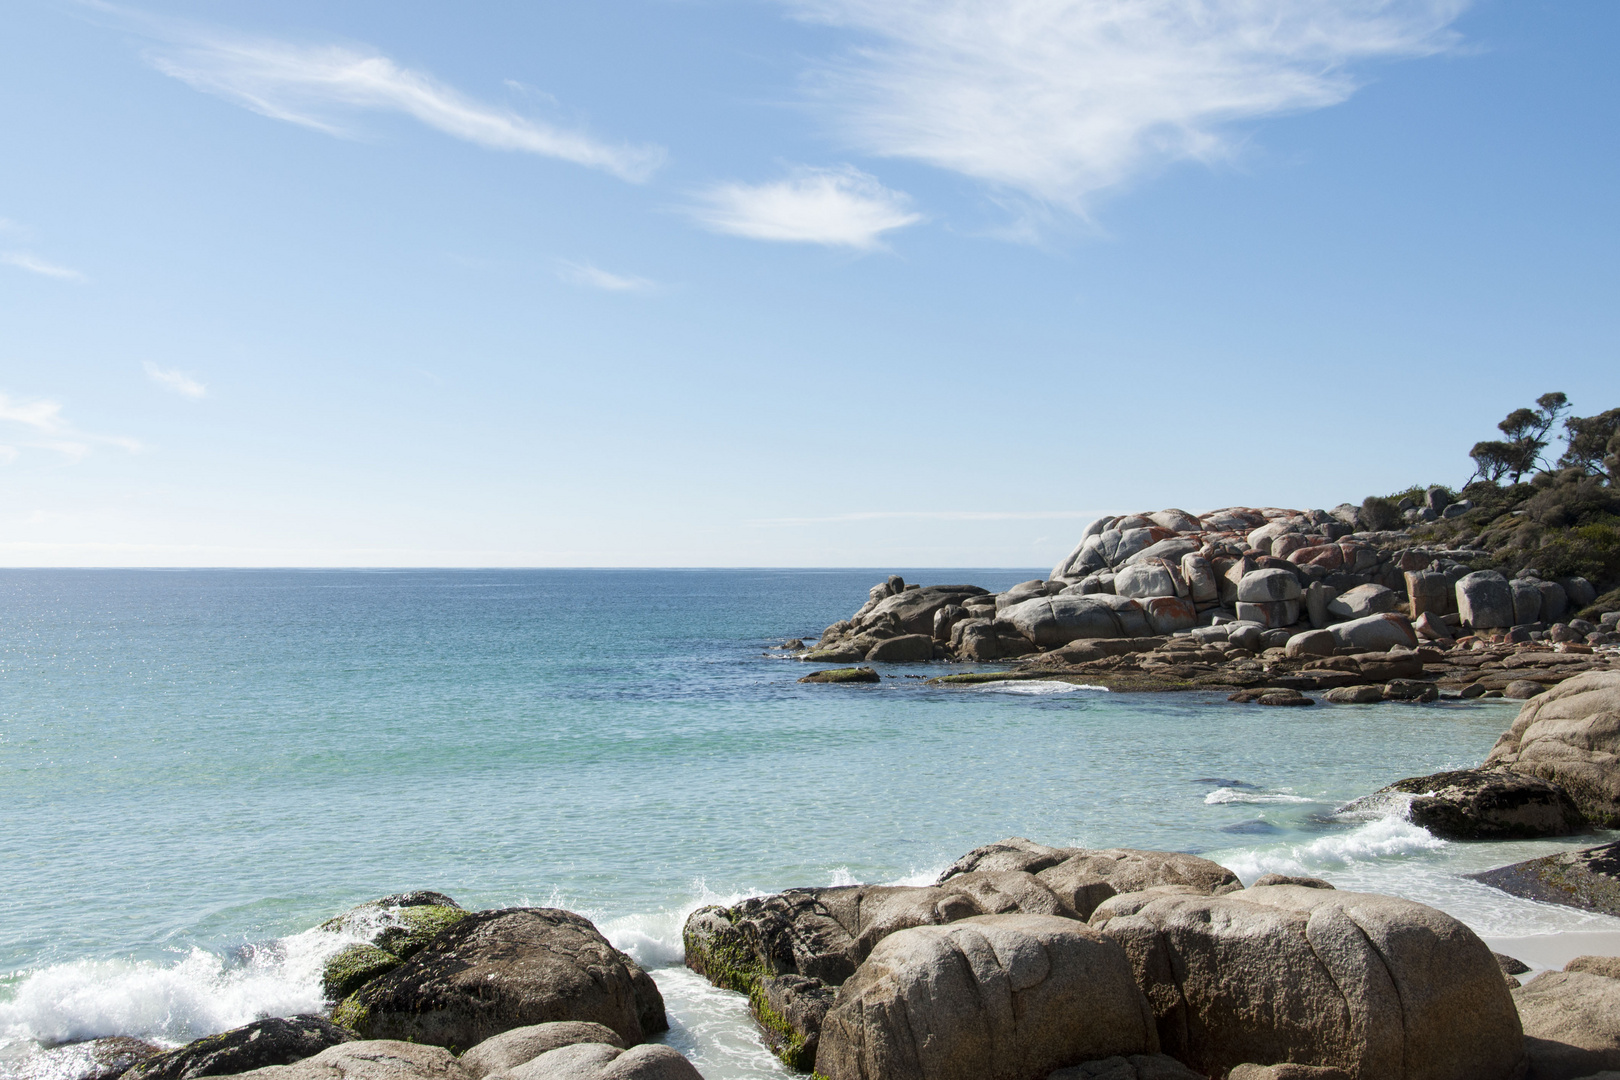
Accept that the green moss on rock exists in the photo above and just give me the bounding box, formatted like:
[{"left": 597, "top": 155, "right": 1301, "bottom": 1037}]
[
  {"left": 329, "top": 996, "right": 371, "bottom": 1036},
  {"left": 375, "top": 905, "right": 468, "bottom": 958},
  {"left": 683, "top": 908, "right": 762, "bottom": 995},
  {"left": 321, "top": 943, "right": 401, "bottom": 1001},
  {"left": 748, "top": 983, "right": 815, "bottom": 1072}
]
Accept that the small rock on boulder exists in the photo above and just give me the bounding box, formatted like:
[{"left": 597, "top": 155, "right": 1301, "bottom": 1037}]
[
  {"left": 497, "top": 1044, "right": 701, "bottom": 1080},
  {"left": 459, "top": 1024, "right": 626, "bottom": 1080},
  {"left": 816, "top": 915, "right": 1159, "bottom": 1080},
  {"left": 126, "top": 1018, "right": 357, "bottom": 1080},
  {"left": 1326, "top": 584, "right": 1397, "bottom": 621},
  {"left": 1327, "top": 613, "right": 1418, "bottom": 652}
]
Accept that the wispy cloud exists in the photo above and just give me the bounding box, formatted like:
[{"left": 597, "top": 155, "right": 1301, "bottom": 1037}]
[
  {"left": 0, "top": 391, "right": 140, "bottom": 462},
  {"left": 144, "top": 362, "right": 207, "bottom": 399},
  {"left": 557, "top": 260, "right": 657, "bottom": 292},
  {"left": 751, "top": 510, "right": 1098, "bottom": 526},
  {"left": 789, "top": 0, "right": 1468, "bottom": 211},
  {"left": 1, "top": 251, "right": 87, "bottom": 282},
  {"left": 692, "top": 165, "right": 921, "bottom": 249},
  {"left": 143, "top": 24, "right": 664, "bottom": 181}
]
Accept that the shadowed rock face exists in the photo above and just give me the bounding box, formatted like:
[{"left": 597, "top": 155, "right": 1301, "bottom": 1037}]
[
  {"left": 339, "top": 909, "right": 665, "bottom": 1053},
  {"left": 1513, "top": 970, "right": 1620, "bottom": 1080},
  {"left": 125, "top": 1018, "right": 356, "bottom": 1080},
  {"left": 1470, "top": 840, "right": 1620, "bottom": 917},
  {"left": 1338, "top": 768, "right": 1586, "bottom": 840}
]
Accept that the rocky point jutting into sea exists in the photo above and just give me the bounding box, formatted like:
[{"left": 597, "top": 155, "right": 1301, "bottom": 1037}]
[{"left": 795, "top": 501, "right": 1620, "bottom": 708}]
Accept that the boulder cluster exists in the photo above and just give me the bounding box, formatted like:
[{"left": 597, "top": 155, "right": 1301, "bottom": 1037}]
[
  {"left": 800, "top": 507, "right": 1617, "bottom": 671},
  {"left": 681, "top": 836, "right": 1590, "bottom": 1080},
  {"left": 82, "top": 897, "right": 698, "bottom": 1080}
]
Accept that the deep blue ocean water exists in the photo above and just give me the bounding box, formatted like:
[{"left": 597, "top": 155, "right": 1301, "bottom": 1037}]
[{"left": 2, "top": 569, "right": 1615, "bottom": 1079}]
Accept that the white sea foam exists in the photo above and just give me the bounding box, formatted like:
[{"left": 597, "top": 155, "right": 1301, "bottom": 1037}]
[
  {"left": 826, "top": 867, "right": 857, "bottom": 887},
  {"left": 601, "top": 879, "right": 764, "bottom": 972},
  {"left": 1203, "top": 787, "right": 1315, "bottom": 806},
  {"left": 1220, "top": 817, "right": 1449, "bottom": 883},
  {"left": 0, "top": 924, "right": 348, "bottom": 1049},
  {"left": 968, "top": 680, "right": 1107, "bottom": 694}
]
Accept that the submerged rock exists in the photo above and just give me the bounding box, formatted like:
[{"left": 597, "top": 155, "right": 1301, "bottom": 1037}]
[
  {"left": 1091, "top": 884, "right": 1525, "bottom": 1080},
  {"left": 32, "top": 1038, "right": 164, "bottom": 1080},
  {"left": 337, "top": 908, "right": 665, "bottom": 1053},
  {"left": 815, "top": 915, "right": 1159, "bottom": 1080},
  {"left": 126, "top": 1017, "right": 356, "bottom": 1080},
  {"left": 1470, "top": 840, "right": 1620, "bottom": 917},
  {"left": 1338, "top": 768, "right": 1585, "bottom": 840},
  {"left": 797, "top": 667, "right": 880, "bottom": 684}
]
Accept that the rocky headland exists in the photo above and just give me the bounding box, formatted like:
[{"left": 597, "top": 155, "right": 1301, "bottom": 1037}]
[{"left": 795, "top": 500, "right": 1620, "bottom": 705}]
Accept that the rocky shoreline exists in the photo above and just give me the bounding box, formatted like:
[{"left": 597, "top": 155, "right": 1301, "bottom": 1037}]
[
  {"left": 45, "top": 664, "right": 1620, "bottom": 1080},
  {"left": 792, "top": 504, "right": 1620, "bottom": 705}
]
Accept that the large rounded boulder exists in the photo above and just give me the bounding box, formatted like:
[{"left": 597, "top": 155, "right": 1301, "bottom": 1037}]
[
  {"left": 1091, "top": 885, "right": 1525, "bottom": 1080},
  {"left": 226, "top": 1041, "right": 472, "bottom": 1080},
  {"left": 336, "top": 909, "right": 666, "bottom": 1053},
  {"left": 1000, "top": 595, "right": 1152, "bottom": 647},
  {"left": 815, "top": 914, "right": 1158, "bottom": 1080},
  {"left": 1484, "top": 671, "right": 1620, "bottom": 826}
]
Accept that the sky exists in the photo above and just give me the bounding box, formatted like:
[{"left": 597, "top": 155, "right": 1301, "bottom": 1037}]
[{"left": 1, "top": 0, "right": 1616, "bottom": 568}]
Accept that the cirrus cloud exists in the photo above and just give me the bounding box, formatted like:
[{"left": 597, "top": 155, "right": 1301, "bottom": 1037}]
[
  {"left": 144, "top": 26, "right": 664, "bottom": 182},
  {"left": 691, "top": 165, "right": 921, "bottom": 249},
  {"left": 0, "top": 391, "right": 140, "bottom": 462},
  {"left": 789, "top": 0, "right": 1469, "bottom": 211},
  {"left": 144, "top": 362, "right": 207, "bottom": 399}
]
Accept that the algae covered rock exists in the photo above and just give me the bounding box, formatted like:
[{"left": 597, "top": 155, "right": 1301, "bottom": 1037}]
[
  {"left": 318, "top": 893, "right": 469, "bottom": 1003},
  {"left": 338, "top": 908, "right": 665, "bottom": 1052},
  {"left": 125, "top": 1017, "right": 356, "bottom": 1080},
  {"left": 323, "top": 945, "right": 403, "bottom": 1001}
]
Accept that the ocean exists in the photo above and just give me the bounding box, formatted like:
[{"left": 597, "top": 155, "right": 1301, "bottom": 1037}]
[{"left": 2, "top": 569, "right": 1616, "bottom": 1080}]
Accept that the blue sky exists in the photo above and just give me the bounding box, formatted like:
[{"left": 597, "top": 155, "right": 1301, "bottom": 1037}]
[{"left": 1, "top": 0, "right": 1616, "bottom": 567}]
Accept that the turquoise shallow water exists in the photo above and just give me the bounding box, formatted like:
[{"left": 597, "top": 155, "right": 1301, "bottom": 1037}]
[{"left": 1, "top": 569, "right": 1616, "bottom": 1079}]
